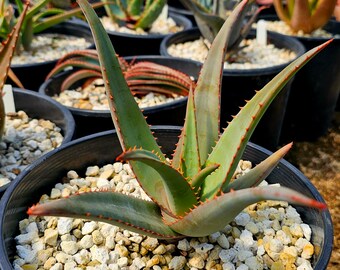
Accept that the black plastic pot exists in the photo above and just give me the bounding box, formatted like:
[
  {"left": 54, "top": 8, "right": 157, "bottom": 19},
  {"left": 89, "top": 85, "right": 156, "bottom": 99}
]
[
  {"left": 8, "top": 20, "right": 94, "bottom": 92},
  {"left": 39, "top": 56, "right": 202, "bottom": 138},
  {"left": 258, "top": 16, "right": 340, "bottom": 143},
  {"left": 98, "top": 11, "right": 192, "bottom": 56},
  {"left": 0, "top": 127, "right": 333, "bottom": 269},
  {"left": 0, "top": 88, "right": 76, "bottom": 197},
  {"left": 160, "top": 28, "right": 306, "bottom": 151}
]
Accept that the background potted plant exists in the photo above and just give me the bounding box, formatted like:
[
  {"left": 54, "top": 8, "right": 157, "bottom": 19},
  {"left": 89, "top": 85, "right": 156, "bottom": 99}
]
[
  {"left": 1, "top": 0, "right": 103, "bottom": 90},
  {"left": 39, "top": 49, "right": 201, "bottom": 138},
  {"left": 160, "top": 0, "right": 306, "bottom": 150},
  {"left": 257, "top": 0, "right": 340, "bottom": 145},
  {"left": 0, "top": 2, "right": 75, "bottom": 196},
  {"left": 88, "top": 0, "right": 193, "bottom": 56},
  {"left": 0, "top": 0, "right": 333, "bottom": 269}
]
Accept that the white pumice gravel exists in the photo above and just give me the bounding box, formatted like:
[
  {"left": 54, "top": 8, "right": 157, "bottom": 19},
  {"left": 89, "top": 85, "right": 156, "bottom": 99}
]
[
  {"left": 11, "top": 34, "right": 91, "bottom": 65},
  {"left": 253, "top": 20, "right": 339, "bottom": 38},
  {"left": 100, "top": 13, "right": 183, "bottom": 35},
  {"left": 0, "top": 111, "right": 63, "bottom": 187},
  {"left": 167, "top": 38, "right": 297, "bottom": 70},
  {"left": 14, "top": 160, "right": 316, "bottom": 270},
  {"left": 52, "top": 78, "right": 184, "bottom": 110}
]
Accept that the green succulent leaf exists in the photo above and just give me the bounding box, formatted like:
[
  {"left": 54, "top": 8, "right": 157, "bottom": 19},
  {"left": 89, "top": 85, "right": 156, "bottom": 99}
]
[
  {"left": 33, "top": 2, "right": 106, "bottom": 33},
  {"left": 169, "top": 186, "right": 326, "bottom": 237},
  {"left": 27, "top": 191, "right": 182, "bottom": 239},
  {"left": 201, "top": 39, "right": 333, "bottom": 201},
  {"left": 179, "top": 0, "right": 224, "bottom": 43},
  {"left": 77, "top": 0, "right": 177, "bottom": 214},
  {"left": 134, "top": 0, "right": 166, "bottom": 29},
  {"left": 194, "top": 0, "right": 249, "bottom": 166},
  {"left": 224, "top": 143, "right": 292, "bottom": 192},
  {"left": 127, "top": 0, "right": 143, "bottom": 18},
  {"left": 172, "top": 87, "right": 200, "bottom": 178},
  {"left": 118, "top": 148, "right": 198, "bottom": 216}
]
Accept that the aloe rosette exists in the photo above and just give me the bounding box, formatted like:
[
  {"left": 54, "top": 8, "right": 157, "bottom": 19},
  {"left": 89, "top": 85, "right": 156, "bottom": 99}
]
[
  {"left": 45, "top": 49, "right": 194, "bottom": 96},
  {"left": 102, "top": 0, "right": 166, "bottom": 30},
  {"left": 273, "top": 0, "right": 337, "bottom": 34},
  {"left": 28, "top": 0, "right": 330, "bottom": 239},
  {"left": 178, "top": 0, "right": 264, "bottom": 57}
]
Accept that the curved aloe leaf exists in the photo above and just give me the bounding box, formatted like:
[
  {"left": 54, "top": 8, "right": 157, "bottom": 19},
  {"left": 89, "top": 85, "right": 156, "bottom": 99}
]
[
  {"left": 77, "top": 0, "right": 176, "bottom": 214},
  {"left": 179, "top": 0, "right": 224, "bottom": 43},
  {"left": 46, "top": 57, "right": 101, "bottom": 80},
  {"left": 134, "top": 0, "right": 166, "bottom": 29},
  {"left": 200, "top": 39, "right": 333, "bottom": 201},
  {"left": 193, "top": 0, "right": 249, "bottom": 167},
  {"left": 27, "top": 191, "right": 181, "bottom": 239},
  {"left": 33, "top": 2, "right": 106, "bottom": 33},
  {"left": 172, "top": 87, "right": 200, "bottom": 178},
  {"left": 224, "top": 143, "right": 292, "bottom": 192},
  {"left": 118, "top": 148, "right": 198, "bottom": 216},
  {"left": 169, "top": 186, "right": 326, "bottom": 237},
  {"left": 60, "top": 69, "right": 102, "bottom": 92}
]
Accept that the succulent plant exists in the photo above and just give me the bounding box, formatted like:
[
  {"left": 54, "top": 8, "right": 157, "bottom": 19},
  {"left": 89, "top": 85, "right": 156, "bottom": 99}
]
[
  {"left": 45, "top": 49, "right": 194, "bottom": 97},
  {"left": 273, "top": 0, "right": 337, "bottom": 34},
  {"left": 0, "top": 0, "right": 104, "bottom": 51},
  {"left": 28, "top": 0, "right": 330, "bottom": 239},
  {"left": 178, "top": 0, "right": 263, "bottom": 57},
  {"left": 0, "top": 2, "right": 28, "bottom": 140},
  {"left": 102, "top": 0, "right": 167, "bottom": 30}
]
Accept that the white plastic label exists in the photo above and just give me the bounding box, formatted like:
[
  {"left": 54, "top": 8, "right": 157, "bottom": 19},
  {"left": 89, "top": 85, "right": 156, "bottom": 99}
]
[
  {"left": 2, "top": 85, "right": 16, "bottom": 113},
  {"left": 256, "top": 19, "right": 267, "bottom": 46}
]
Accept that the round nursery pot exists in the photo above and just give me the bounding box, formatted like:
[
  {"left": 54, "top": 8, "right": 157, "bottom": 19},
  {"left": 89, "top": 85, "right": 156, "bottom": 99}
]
[
  {"left": 258, "top": 15, "right": 340, "bottom": 143},
  {"left": 0, "top": 88, "right": 75, "bottom": 197},
  {"left": 39, "top": 56, "right": 202, "bottom": 138},
  {"left": 97, "top": 10, "right": 192, "bottom": 56},
  {"left": 160, "top": 28, "right": 306, "bottom": 151},
  {"left": 0, "top": 127, "right": 333, "bottom": 269},
  {"left": 8, "top": 20, "right": 94, "bottom": 92}
]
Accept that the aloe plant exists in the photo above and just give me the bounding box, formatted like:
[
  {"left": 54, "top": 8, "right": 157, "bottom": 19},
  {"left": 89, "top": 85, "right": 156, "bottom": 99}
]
[
  {"left": 45, "top": 49, "right": 194, "bottom": 97},
  {"left": 178, "top": 0, "right": 263, "bottom": 58},
  {"left": 273, "top": 0, "right": 337, "bottom": 34},
  {"left": 0, "top": 0, "right": 104, "bottom": 51},
  {"left": 28, "top": 0, "right": 330, "bottom": 239},
  {"left": 102, "top": 0, "right": 167, "bottom": 30},
  {"left": 0, "top": 2, "right": 28, "bottom": 140}
]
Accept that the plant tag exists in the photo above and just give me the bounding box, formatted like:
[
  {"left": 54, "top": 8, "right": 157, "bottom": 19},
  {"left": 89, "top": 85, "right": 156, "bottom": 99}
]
[
  {"left": 3, "top": 85, "right": 16, "bottom": 113},
  {"left": 256, "top": 19, "right": 267, "bottom": 46}
]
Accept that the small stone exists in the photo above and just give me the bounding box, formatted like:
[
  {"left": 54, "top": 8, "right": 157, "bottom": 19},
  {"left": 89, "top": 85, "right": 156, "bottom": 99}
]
[
  {"left": 57, "top": 217, "right": 73, "bottom": 235},
  {"left": 92, "top": 230, "right": 104, "bottom": 245},
  {"left": 141, "top": 237, "right": 159, "bottom": 251},
  {"left": 177, "top": 238, "right": 191, "bottom": 251},
  {"left": 60, "top": 241, "right": 78, "bottom": 255},
  {"left": 82, "top": 221, "right": 98, "bottom": 234},
  {"left": 44, "top": 228, "right": 58, "bottom": 246},
  {"left": 90, "top": 245, "right": 110, "bottom": 264},
  {"left": 188, "top": 254, "right": 205, "bottom": 269},
  {"left": 78, "top": 235, "right": 94, "bottom": 249},
  {"left": 168, "top": 256, "right": 186, "bottom": 270}
]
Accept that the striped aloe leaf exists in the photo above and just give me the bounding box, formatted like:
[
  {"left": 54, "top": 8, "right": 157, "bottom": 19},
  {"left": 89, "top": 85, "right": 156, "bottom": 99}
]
[{"left": 28, "top": 0, "right": 330, "bottom": 238}]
